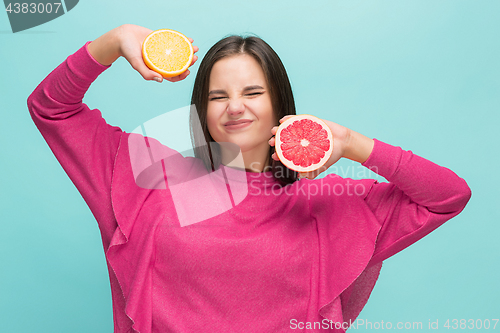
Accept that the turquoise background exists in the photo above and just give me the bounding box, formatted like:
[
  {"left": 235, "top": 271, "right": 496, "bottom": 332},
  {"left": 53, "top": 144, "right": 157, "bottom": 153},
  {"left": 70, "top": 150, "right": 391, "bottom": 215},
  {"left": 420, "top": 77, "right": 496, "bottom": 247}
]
[{"left": 1, "top": 0, "right": 499, "bottom": 331}]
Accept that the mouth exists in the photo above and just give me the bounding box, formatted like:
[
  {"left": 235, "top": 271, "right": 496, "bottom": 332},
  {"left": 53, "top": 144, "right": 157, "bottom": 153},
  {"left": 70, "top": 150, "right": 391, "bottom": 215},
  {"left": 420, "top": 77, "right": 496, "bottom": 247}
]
[{"left": 224, "top": 119, "right": 253, "bottom": 129}]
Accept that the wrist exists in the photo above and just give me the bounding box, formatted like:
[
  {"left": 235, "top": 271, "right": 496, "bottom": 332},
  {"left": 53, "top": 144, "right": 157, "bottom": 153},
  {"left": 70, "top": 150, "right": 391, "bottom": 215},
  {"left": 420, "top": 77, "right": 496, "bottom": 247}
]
[
  {"left": 342, "top": 129, "right": 374, "bottom": 164},
  {"left": 88, "top": 27, "right": 122, "bottom": 66}
]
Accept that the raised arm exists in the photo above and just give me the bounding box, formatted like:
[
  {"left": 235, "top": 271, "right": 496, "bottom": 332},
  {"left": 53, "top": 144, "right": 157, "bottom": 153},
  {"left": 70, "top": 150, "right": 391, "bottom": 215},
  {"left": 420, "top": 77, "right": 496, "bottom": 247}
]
[
  {"left": 27, "top": 24, "right": 198, "bottom": 245},
  {"left": 87, "top": 24, "right": 198, "bottom": 83},
  {"left": 360, "top": 139, "right": 471, "bottom": 264},
  {"left": 271, "top": 117, "right": 471, "bottom": 265},
  {"left": 27, "top": 39, "right": 121, "bottom": 244},
  {"left": 328, "top": 122, "right": 471, "bottom": 264}
]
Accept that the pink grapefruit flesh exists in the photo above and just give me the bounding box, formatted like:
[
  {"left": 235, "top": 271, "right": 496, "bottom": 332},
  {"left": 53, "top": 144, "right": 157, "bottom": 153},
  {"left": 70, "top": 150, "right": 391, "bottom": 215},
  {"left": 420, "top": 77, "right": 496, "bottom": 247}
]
[{"left": 275, "top": 115, "right": 333, "bottom": 173}]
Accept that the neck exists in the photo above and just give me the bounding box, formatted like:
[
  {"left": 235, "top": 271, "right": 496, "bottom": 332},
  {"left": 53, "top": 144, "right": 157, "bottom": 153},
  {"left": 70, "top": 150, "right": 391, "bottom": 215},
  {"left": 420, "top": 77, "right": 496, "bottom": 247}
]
[{"left": 220, "top": 143, "right": 271, "bottom": 173}]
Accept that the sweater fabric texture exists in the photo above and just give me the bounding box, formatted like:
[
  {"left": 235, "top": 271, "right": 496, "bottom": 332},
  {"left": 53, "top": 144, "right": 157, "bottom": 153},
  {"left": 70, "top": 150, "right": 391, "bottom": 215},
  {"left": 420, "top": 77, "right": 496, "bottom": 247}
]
[{"left": 27, "top": 42, "right": 471, "bottom": 333}]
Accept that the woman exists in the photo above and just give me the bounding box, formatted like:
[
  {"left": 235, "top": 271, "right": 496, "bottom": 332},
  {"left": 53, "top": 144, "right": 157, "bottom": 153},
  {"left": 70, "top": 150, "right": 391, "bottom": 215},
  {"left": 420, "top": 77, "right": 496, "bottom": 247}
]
[{"left": 28, "top": 24, "right": 471, "bottom": 332}]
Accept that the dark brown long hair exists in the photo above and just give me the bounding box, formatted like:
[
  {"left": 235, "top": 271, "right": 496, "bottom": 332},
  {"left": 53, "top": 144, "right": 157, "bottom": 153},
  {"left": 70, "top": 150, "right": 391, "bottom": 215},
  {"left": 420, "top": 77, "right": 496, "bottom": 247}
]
[{"left": 190, "top": 34, "right": 297, "bottom": 185}]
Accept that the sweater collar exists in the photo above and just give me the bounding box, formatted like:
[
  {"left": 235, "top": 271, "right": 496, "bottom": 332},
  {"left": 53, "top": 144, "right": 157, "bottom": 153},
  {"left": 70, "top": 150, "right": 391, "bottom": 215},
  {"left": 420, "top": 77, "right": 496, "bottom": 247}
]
[{"left": 214, "top": 164, "right": 279, "bottom": 189}]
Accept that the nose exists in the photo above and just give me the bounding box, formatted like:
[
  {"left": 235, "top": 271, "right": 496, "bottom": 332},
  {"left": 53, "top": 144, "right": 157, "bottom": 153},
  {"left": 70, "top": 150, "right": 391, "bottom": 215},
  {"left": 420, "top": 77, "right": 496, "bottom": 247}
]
[{"left": 226, "top": 98, "right": 245, "bottom": 116}]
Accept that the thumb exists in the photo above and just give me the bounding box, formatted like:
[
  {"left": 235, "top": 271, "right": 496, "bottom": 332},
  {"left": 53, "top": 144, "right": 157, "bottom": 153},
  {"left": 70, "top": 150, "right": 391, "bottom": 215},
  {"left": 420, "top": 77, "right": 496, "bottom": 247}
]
[{"left": 129, "top": 56, "right": 163, "bottom": 82}]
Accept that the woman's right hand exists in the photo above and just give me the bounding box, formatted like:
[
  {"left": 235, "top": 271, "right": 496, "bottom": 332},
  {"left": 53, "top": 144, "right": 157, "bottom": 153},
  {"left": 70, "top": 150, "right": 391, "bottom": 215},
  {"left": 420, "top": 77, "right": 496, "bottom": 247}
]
[{"left": 88, "top": 24, "right": 199, "bottom": 83}]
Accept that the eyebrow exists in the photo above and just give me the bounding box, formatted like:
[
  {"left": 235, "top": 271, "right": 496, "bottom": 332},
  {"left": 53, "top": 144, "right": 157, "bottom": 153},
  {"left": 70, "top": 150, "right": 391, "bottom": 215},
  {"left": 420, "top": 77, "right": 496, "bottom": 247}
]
[{"left": 208, "top": 85, "right": 265, "bottom": 95}]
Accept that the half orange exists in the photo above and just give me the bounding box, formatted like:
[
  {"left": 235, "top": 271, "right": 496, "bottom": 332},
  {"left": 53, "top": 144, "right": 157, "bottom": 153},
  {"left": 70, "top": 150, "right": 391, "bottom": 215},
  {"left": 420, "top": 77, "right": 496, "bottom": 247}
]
[{"left": 142, "top": 29, "right": 194, "bottom": 78}]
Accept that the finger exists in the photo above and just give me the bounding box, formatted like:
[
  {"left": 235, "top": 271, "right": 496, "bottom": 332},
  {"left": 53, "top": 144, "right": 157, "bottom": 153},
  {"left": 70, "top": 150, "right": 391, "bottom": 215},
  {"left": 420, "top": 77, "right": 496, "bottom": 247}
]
[
  {"left": 179, "top": 69, "right": 190, "bottom": 80},
  {"left": 271, "top": 126, "right": 278, "bottom": 135},
  {"left": 165, "top": 69, "right": 190, "bottom": 82},
  {"left": 272, "top": 153, "right": 279, "bottom": 161},
  {"left": 190, "top": 55, "right": 198, "bottom": 67},
  {"left": 187, "top": 37, "right": 199, "bottom": 54},
  {"left": 172, "top": 71, "right": 188, "bottom": 82},
  {"left": 129, "top": 56, "right": 163, "bottom": 82},
  {"left": 165, "top": 76, "right": 181, "bottom": 83},
  {"left": 268, "top": 137, "right": 275, "bottom": 147},
  {"left": 164, "top": 75, "right": 181, "bottom": 83}
]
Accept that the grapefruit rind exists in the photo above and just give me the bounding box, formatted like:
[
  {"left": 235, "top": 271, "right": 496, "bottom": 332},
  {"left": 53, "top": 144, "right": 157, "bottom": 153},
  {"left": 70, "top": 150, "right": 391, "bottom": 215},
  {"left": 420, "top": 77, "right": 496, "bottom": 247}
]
[
  {"left": 275, "top": 115, "right": 333, "bottom": 173},
  {"left": 142, "top": 29, "right": 194, "bottom": 78}
]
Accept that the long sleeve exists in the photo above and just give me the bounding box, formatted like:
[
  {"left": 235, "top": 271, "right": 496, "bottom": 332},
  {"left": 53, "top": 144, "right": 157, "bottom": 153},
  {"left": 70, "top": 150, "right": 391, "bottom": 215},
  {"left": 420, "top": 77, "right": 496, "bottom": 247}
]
[
  {"left": 362, "top": 139, "right": 472, "bottom": 265},
  {"left": 309, "top": 139, "right": 471, "bottom": 327},
  {"left": 27, "top": 41, "right": 123, "bottom": 247}
]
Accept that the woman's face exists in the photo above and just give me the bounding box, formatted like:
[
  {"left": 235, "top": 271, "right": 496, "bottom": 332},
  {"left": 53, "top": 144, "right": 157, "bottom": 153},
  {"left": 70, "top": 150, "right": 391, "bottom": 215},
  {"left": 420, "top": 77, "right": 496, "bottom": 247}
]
[{"left": 207, "top": 54, "right": 275, "bottom": 162}]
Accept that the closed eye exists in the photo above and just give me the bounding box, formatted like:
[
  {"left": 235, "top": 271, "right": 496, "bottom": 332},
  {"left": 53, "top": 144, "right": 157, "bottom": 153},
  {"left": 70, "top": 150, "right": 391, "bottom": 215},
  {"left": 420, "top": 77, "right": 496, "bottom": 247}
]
[{"left": 209, "top": 92, "right": 263, "bottom": 101}]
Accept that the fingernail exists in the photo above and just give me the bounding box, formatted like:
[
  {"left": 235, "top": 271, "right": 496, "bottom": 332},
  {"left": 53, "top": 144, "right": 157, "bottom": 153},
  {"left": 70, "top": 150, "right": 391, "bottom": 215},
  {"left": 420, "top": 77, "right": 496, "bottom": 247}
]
[{"left": 153, "top": 77, "right": 162, "bottom": 83}]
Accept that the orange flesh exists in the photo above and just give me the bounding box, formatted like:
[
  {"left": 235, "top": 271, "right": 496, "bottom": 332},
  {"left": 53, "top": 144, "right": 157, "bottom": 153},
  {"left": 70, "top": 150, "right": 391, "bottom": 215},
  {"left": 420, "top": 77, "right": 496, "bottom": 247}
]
[{"left": 142, "top": 30, "right": 193, "bottom": 77}]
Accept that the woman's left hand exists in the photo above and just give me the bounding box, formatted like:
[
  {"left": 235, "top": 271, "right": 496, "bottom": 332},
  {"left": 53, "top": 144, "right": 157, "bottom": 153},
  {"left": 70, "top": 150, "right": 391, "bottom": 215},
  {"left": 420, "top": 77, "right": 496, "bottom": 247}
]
[{"left": 269, "top": 116, "right": 374, "bottom": 180}]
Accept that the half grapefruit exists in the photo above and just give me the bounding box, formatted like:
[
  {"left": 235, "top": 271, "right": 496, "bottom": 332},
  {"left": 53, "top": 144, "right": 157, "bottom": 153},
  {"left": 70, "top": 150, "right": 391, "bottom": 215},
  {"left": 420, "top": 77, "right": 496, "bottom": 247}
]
[{"left": 275, "top": 115, "right": 333, "bottom": 173}]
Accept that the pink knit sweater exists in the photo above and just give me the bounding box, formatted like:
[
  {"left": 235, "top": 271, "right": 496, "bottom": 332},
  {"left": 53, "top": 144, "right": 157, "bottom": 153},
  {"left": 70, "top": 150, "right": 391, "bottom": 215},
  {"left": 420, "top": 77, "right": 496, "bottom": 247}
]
[{"left": 28, "top": 42, "right": 471, "bottom": 333}]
